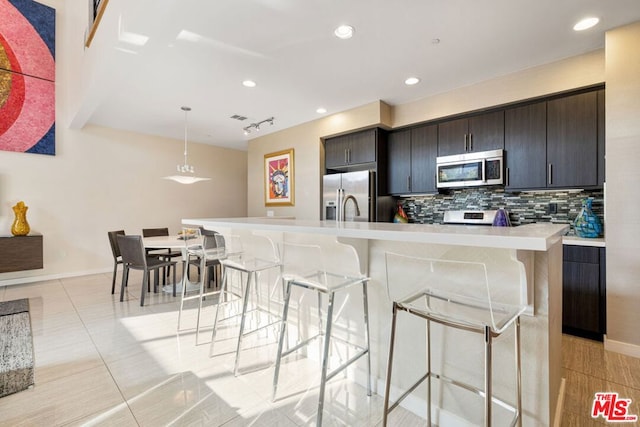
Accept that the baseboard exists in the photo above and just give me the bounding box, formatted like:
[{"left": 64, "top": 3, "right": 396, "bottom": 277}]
[
  {"left": 604, "top": 335, "right": 640, "bottom": 358},
  {"left": 553, "top": 377, "right": 566, "bottom": 427},
  {"left": 0, "top": 267, "right": 111, "bottom": 287}
]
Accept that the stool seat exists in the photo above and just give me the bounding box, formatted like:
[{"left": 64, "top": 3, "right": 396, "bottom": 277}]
[{"left": 398, "top": 288, "right": 525, "bottom": 334}]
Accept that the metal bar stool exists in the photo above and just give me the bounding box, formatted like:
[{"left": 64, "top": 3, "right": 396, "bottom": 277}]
[
  {"left": 209, "top": 232, "right": 282, "bottom": 376},
  {"left": 272, "top": 240, "right": 372, "bottom": 426},
  {"left": 177, "top": 228, "right": 226, "bottom": 344},
  {"left": 383, "top": 252, "right": 525, "bottom": 427}
]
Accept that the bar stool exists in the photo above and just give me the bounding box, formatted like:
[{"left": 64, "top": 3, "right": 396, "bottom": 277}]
[
  {"left": 209, "top": 232, "right": 282, "bottom": 375},
  {"left": 383, "top": 252, "right": 525, "bottom": 427},
  {"left": 177, "top": 228, "right": 227, "bottom": 344},
  {"left": 272, "top": 240, "right": 372, "bottom": 426}
]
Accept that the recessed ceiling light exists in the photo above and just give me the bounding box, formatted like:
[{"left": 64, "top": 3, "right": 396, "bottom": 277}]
[
  {"left": 316, "top": 107, "right": 327, "bottom": 114},
  {"left": 334, "top": 25, "right": 355, "bottom": 39},
  {"left": 404, "top": 77, "right": 420, "bottom": 86},
  {"left": 573, "top": 17, "right": 599, "bottom": 31},
  {"left": 242, "top": 80, "right": 256, "bottom": 88}
]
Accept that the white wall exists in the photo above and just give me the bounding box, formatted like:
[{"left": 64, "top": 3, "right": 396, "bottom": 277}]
[
  {"left": 392, "top": 49, "right": 604, "bottom": 127},
  {"left": 0, "top": 0, "right": 247, "bottom": 284},
  {"left": 604, "top": 22, "right": 640, "bottom": 355}
]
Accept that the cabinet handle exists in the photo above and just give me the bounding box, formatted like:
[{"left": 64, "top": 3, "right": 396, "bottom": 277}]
[
  {"left": 348, "top": 149, "right": 351, "bottom": 164},
  {"left": 344, "top": 149, "right": 348, "bottom": 164},
  {"left": 464, "top": 134, "right": 468, "bottom": 152},
  {"left": 548, "top": 164, "right": 553, "bottom": 185},
  {"left": 469, "top": 133, "right": 473, "bottom": 151},
  {"left": 407, "top": 176, "right": 411, "bottom": 192},
  {"left": 506, "top": 167, "right": 510, "bottom": 187}
]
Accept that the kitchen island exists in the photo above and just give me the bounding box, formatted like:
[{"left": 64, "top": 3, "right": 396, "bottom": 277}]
[{"left": 183, "top": 217, "right": 568, "bottom": 426}]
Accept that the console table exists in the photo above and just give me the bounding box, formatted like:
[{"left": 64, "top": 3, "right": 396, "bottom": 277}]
[{"left": 0, "top": 234, "right": 43, "bottom": 273}]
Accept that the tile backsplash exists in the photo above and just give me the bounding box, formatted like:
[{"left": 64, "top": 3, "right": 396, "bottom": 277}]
[{"left": 399, "top": 187, "right": 604, "bottom": 235}]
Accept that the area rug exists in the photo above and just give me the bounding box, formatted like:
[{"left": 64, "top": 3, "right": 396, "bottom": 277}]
[{"left": 0, "top": 298, "right": 34, "bottom": 398}]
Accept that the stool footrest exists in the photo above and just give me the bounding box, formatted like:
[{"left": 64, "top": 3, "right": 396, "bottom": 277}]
[
  {"left": 388, "top": 370, "right": 520, "bottom": 424},
  {"left": 325, "top": 348, "right": 369, "bottom": 383}
]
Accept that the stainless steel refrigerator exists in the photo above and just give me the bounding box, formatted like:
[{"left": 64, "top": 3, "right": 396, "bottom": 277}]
[{"left": 322, "top": 170, "right": 375, "bottom": 222}]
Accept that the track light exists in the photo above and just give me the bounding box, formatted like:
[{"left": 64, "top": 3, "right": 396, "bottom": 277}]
[{"left": 243, "top": 117, "right": 274, "bottom": 135}]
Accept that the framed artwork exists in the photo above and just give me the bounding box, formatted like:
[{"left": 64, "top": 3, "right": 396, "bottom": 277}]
[
  {"left": 264, "top": 149, "right": 294, "bottom": 206},
  {"left": 0, "top": 0, "right": 56, "bottom": 156}
]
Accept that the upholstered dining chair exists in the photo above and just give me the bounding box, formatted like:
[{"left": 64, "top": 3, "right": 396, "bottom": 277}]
[
  {"left": 107, "top": 230, "right": 125, "bottom": 294},
  {"left": 117, "top": 235, "right": 178, "bottom": 306}
]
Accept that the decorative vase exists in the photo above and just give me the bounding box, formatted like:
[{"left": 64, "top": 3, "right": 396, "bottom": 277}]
[
  {"left": 573, "top": 198, "right": 602, "bottom": 238},
  {"left": 492, "top": 207, "right": 511, "bottom": 227},
  {"left": 11, "top": 201, "right": 30, "bottom": 236},
  {"left": 393, "top": 203, "right": 409, "bottom": 223}
]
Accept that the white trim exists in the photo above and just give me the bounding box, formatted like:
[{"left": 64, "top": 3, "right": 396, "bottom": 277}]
[
  {"left": 0, "top": 267, "right": 111, "bottom": 287},
  {"left": 604, "top": 335, "right": 640, "bottom": 358},
  {"left": 553, "top": 377, "right": 566, "bottom": 427}
]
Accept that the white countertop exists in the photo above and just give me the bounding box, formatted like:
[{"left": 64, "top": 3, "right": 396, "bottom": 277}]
[
  {"left": 562, "top": 235, "right": 606, "bottom": 247},
  {"left": 182, "top": 218, "right": 568, "bottom": 251}
]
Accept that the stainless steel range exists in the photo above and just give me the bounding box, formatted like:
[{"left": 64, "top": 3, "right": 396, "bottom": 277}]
[{"left": 442, "top": 210, "right": 498, "bottom": 225}]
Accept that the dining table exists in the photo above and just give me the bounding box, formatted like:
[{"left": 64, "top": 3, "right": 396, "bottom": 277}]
[{"left": 142, "top": 235, "right": 202, "bottom": 294}]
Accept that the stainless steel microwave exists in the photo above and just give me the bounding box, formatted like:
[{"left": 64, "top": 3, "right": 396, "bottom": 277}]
[{"left": 436, "top": 149, "right": 504, "bottom": 189}]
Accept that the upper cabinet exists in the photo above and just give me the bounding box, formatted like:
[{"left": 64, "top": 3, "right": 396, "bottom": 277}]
[
  {"left": 597, "top": 89, "right": 605, "bottom": 187},
  {"left": 437, "top": 111, "right": 504, "bottom": 156},
  {"left": 504, "top": 102, "right": 547, "bottom": 190},
  {"left": 504, "top": 87, "right": 604, "bottom": 191},
  {"left": 388, "top": 124, "right": 438, "bottom": 194},
  {"left": 547, "top": 91, "right": 599, "bottom": 188},
  {"left": 325, "top": 128, "right": 379, "bottom": 169}
]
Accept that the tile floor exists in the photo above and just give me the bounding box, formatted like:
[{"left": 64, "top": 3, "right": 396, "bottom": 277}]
[{"left": 0, "top": 270, "right": 638, "bottom": 426}]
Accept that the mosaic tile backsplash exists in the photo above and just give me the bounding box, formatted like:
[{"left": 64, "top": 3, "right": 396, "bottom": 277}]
[{"left": 399, "top": 188, "right": 604, "bottom": 235}]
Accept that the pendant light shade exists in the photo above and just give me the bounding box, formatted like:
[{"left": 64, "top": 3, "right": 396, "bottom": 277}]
[{"left": 163, "top": 106, "right": 210, "bottom": 184}]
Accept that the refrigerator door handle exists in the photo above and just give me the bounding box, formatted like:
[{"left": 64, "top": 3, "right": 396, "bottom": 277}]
[{"left": 336, "top": 188, "right": 343, "bottom": 221}]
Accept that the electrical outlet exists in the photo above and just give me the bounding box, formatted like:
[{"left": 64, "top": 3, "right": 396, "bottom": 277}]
[{"left": 548, "top": 203, "right": 558, "bottom": 214}]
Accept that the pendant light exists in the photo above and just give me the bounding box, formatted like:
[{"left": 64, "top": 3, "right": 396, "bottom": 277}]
[{"left": 163, "top": 106, "right": 210, "bottom": 184}]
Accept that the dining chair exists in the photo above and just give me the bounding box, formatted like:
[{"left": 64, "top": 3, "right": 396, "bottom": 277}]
[
  {"left": 107, "top": 230, "right": 125, "bottom": 294},
  {"left": 117, "top": 235, "right": 178, "bottom": 306},
  {"left": 142, "top": 227, "right": 181, "bottom": 284}
]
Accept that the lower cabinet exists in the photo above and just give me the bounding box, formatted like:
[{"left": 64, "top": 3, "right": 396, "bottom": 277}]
[{"left": 562, "top": 245, "right": 606, "bottom": 341}]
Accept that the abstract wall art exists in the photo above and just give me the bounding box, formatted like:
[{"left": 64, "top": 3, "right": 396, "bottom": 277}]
[{"left": 0, "top": 0, "right": 56, "bottom": 155}]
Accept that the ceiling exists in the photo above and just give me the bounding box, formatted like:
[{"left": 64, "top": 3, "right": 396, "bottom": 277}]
[{"left": 80, "top": 0, "right": 640, "bottom": 150}]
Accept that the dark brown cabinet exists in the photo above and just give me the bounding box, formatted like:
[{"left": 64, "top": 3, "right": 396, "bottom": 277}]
[
  {"left": 562, "top": 245, "right": 606, "bottom": 341},
  {"left": 597, "top": 89, "right": 605, "bottom": 186},
  {"left": 325, "top": 128, "right": 379, "bottom": 169},
  {"left": 437, "top": 110, "right": 504, "bottom": 156},
  {"left": 0, "top": 234, "right": 43, "bottom": 273},
  {"left": 388, "top": 130, "right": 411, "bottom": 194},
  {"left": 547, "top": 91, "right": 599, "bottom": 188},
  {"left": 504, "top": 102, "right": 547, "bottom": 189},
  {"left": 388, "top": 125, "right": 438, "bottom": 194}
]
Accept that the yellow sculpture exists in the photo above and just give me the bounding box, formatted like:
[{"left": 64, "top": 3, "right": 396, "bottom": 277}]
[{"left": 11, "top": 201, "right": 30, "bottom": 236}]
